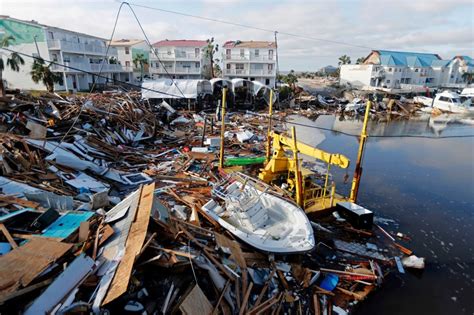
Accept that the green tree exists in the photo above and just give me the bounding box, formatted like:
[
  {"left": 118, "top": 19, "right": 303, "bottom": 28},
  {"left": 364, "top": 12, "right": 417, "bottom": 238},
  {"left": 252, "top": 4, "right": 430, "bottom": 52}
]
[
  {"left": 338, "top": 55, "right": 351, "bottom": 65},
  {"left": 356, "top": 57, "right": 365, "bottom": 64},
  {"left": 109, "top": 56, "right": 118, "bottom": 64},
  {"left": 30, "top": 57, "right": 63, "bottom": 93},
  {"left": 132, "top": 53, "right": 148, "bottom": 82},
  {"left": 0, "top": 35, "right": 25, "bottom": 97},
  {"left": 203, "top": 37, "right": 219, "bottom": 79},
  {"left": 281, "top": 70, "right": 298, "bottom": 90}
]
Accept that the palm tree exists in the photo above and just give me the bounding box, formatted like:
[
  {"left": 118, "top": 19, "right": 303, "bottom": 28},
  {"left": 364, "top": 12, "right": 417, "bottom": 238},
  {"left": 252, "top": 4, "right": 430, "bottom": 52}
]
[
  {"left": 203, "top": 37, "right": 219, "bottom": 79},
  {"left": 356, "top": 57, "right": 365, "bottom": 64},
  {"left": 0, "top": 35, "right": 25, "bottom": 97},
  {"left": 282, "top": 70, "right": 298, "bottom": 91},
  {"left": 338, "top": 55, "right": 351, "bottom": 65},
  {"left": 132, "top": 53, "right": 148, "bottom": 82},
  {"left": 30, "top": 57, "right": 63, "bottom": 93}
]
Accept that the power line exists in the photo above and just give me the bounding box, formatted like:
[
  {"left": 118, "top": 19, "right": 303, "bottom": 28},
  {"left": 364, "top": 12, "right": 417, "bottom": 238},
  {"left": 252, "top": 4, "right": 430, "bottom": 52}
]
[
  {"left": 0, "top": 47, "right": 183, "bottom": 98},
  {"left": 245, "top": 112, "right": 474, "bottom": 139},
  {"left": 124, "top": 2, "right": 187, "bottom": 98},
  {"left": 127, "top": 1, "right": 373, "bottom": 50}
]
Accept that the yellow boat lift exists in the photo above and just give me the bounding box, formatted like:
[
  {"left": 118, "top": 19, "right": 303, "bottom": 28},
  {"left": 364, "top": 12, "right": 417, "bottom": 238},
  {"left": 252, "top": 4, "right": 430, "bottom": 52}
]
[{"left": 218, "top": 87, "right": 372, "bottom": 213}]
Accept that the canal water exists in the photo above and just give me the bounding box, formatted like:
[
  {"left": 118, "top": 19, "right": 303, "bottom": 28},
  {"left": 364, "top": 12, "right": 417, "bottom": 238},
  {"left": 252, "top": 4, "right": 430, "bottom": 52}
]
[{"left": 287, "top": 114, "right": 474, "bottom": 314}]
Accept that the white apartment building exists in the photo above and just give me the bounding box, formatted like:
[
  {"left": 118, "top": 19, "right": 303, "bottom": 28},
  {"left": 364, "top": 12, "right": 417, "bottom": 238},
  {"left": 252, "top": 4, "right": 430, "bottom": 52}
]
[
  {"left": 222, "top": 40, "right": 277, "bottom": 87},
  {"left": 0, "top": 15, "right": 125, "bottom": 92},
  {"left": 149, "top": 40, "right": 210, "bottom": 80},
  {"left": 340, "top": 50, "right": 473, "bottom": 90},
  {"left": 108, "top": 39, "right": 150, "bottom": 84}
]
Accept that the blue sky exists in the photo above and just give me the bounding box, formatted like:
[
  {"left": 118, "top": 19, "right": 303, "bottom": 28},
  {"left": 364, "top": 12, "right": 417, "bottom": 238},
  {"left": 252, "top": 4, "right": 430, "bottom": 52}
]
[{"left": 2, "top": 0, "right": 473, "bottom": 70}]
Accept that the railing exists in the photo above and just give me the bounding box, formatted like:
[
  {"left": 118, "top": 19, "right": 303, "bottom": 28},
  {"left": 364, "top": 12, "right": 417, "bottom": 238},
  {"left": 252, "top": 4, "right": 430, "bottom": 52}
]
[
  {"left": 224, "top": 54, "right": 275, "bottom": 61},
  {"left": 50, "top": 62, "right": 124, "bottom": 72},
  {"left": 153, "top": 52, "right": 200, "bottom": 60},
  {"left": 175, "top": 67, "right": 201, "bottom": 74},
  {"left": 47, "top": 40, "right": 117, "bottom": 56},
  {"left": 249, "top": 69, "right": 274, "bottom": 76},
  {"left": 225, "top": 69, "right": 249, "bottom": 75}
]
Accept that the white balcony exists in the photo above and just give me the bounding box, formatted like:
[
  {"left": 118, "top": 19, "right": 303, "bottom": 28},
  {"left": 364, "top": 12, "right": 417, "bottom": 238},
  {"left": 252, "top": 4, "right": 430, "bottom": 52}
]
[
  {"left": 224, "top": 54, "right": 275, "bottom": 62},
  {"left": 249, "top": 69, "right": 275, "bottom": 76},
  {"left": 225, "top": 69, "right": 249, "bottom": 75},
  {"left": 51, "top": 62, "right": 124, "bottom": 73},
  {"left": 152, "top": 52, "right": 200, "bottom": 60},
  {"left": 47, "top": 40, "right": 118, "bottom": 56}
]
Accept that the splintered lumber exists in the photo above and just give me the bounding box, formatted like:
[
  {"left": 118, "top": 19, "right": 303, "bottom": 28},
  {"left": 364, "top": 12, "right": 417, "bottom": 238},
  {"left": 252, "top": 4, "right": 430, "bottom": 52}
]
[
  {"left": 212, "top": 280, "right": 231, "bottom": 315},
  {"left": 313, "top": 293, "right": 321, "bottom": 315},
  {"left": 0, "top": 195, "right": 40, "bottom": 209},
  {"left": 0, "top": 223, "right": 18, "bottom": 249},
  {"left": 102, "top": 182, "right": 155, "bottom": 305},
  {"left": 0, "top": 238, "right": 73, "bottom": 300},
  {"left": 179, "top": 284, "right": 213, "bottom": 315},
  {"left": 239, "top": 281, "right": 253, "bottom": 315}
]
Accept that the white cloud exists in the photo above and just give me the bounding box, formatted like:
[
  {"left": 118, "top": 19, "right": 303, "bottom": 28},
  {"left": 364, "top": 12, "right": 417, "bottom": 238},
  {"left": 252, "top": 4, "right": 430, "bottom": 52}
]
[{"left": 1, "top": 0, "right": 472, "bottom": 70}]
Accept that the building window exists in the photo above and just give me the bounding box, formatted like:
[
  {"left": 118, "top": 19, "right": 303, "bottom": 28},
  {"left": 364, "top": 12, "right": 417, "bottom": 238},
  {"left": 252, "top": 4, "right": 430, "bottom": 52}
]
[
  {"left": 240, "top": 49, "right": 245, "bottom": 57},
  {"left": 265, "top": 78, "right": 270, "bottom": 85},
  {"left": 63, "top": 56, "right": 70, "bottom": 62},
  {"left": 269, "top": 50, "right": 273, "bottom": 60},
  {"left": 226, "top": 64, "right": 231, "bottom": 69},
  {"left": 195, "top": 62, "right": 199, "bottom": 68},
  {"left": 236, "top": 64, "right": 244, "bottom": 70},
  {"left": 415, "top": 68, "right": 419, "bottom": 72},
  {"left": 388, "top": 68, "right": 392, "bottom": 72},
  {"left": 52, "top": 54, "right": 58, "bottom": 61},
  {"left": 48, "top": 31, "right": 54, "bottom": 40},
  {"left": 195, "top": 48, "right": 200, "bottom": 57},
  {"left": 386, "top": 79, "right": 390, "bottom": 83},
  {"left": 125, "top": 61, "right": 130, "bottom": 67},
  {"left": 125, "top": 47, "right": 130, "bottom": 54},
  {"left": 268, "top": 64, "right": 273, "bottom": 70},
  {"left": 255, "top": 49, "right": 259, "bottom": 57},
  {"left": 226, "top": 49, "right": 231, "bottom": 58}
]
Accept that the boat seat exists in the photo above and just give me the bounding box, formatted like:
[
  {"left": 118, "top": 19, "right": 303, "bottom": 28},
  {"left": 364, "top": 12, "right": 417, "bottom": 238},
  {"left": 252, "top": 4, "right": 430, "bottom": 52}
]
[{"left": 267, "top": 223, "right": 292, "bottom": 239}]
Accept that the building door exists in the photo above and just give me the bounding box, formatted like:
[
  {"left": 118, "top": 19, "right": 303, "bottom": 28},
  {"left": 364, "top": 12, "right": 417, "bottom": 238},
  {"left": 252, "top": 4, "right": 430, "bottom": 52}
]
[
  {"left": 226, "top": 49, "right": 231, "bottom": 59},
  {"left": 269, "top": 50, "right": 273, "bottom": 60},
  {"left": 195, "top": 48, "right": 200, "bottom": 58}
]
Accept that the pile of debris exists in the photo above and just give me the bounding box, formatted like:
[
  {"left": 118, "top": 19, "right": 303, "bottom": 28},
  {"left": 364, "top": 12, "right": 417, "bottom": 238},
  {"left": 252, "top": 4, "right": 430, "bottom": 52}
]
[{"left": 0, "top": 91, "right": 423, "bottom": 314}]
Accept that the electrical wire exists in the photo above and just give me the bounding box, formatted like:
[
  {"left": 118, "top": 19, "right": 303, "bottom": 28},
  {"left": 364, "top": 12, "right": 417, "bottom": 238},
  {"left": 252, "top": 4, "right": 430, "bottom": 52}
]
[
  {"left": 0, "top": 47, "right": 183, "bottom": 98},
  {"left": 124, "top": 2, "right": 186, "bottom": 98},
  {"left": 127, "top": 1, "right": 373, "bottom": 50},
  {"left": 245, "top": 112, "right": 474, "bottom": 139}
]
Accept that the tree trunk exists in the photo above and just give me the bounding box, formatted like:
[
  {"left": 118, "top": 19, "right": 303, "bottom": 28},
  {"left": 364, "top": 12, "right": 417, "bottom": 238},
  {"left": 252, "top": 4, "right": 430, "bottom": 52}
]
[
  {"left": 47, "top": 82, "right": 54, "bottom": 93},
  {"left": 140, "top": 64, "right": 143, "bottom": 82},
  {"left": 210, "top": 52, "right": 214, "bottom": 78},
  {"left": 0, "top": 70, "right": 4, "bottom": 97}
]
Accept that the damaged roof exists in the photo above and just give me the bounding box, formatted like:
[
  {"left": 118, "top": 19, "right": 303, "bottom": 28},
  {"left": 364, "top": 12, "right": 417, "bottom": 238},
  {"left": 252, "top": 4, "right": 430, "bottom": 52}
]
[
  {"left": 373, "top": 50, "right": 442, "bottom": 67},
  {"left": 152, "top": 39, "right": 208, "bottom": 47},
  {"left": 223, "top": 40, "right": 277, "bottom": 49}
]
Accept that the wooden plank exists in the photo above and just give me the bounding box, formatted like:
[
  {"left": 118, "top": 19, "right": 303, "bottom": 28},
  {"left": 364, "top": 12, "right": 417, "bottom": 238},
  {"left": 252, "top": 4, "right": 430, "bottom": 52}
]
[
  {"left": 179, "top": 284, "right": 213, "bottom": 315},
  {"left": 0, "top": 195, "right": 40, "bottom": 209},
  {"left": 0, "top": 278, "right": 53, "bottom": 304},
  {"left": 239, "top": 281, "right": 253, "bottom": 315},
  {"left": 0, "top": 223, "right": 17, "bottom": 249},
  {"left": 78, "top": 221, "right": 90, "bottom": 242},
  {"left": 0, "top": 238, "right": 72, "bottom": 300},
  {"left": 215, "top": 232, "right": 246, "bottom": 269},
  {"left": 102, "top": 182, "right": 155, "bottom": 305},
  {"left": 212, "top": 280, "right": 231, "bottom": 315},
  {"left": 313, "top": 293, "right": 321, "bottom": 315}
]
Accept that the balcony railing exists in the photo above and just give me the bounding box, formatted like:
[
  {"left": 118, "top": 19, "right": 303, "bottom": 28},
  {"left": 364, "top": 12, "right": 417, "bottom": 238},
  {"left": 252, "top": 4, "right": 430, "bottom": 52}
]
[
  {"left": 249, "top": 69, "right": 274, "bottom": 76},
  {"left": 225, "top": 69, "right": 249, "bottom": 75},
  {"left": 224, "top": 54, "right": 275, "bottom": 61},
  {"left": 51, "top": 62, "right": 124, "bottom": 73},
  {"left": 150, "top": 67, "right": 201, "bottom": 74},
  {"left": 152, "top": 52, "right": 200, "bottom": 60},
  {"left": 47, "top": 40, "right": 117, "bottom": 56}
]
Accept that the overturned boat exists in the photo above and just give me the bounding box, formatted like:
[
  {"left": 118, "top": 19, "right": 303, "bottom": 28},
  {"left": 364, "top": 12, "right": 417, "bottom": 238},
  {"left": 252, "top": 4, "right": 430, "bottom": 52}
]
[{"left": 202, "top": 173, "right": 315, "bottom": 254}]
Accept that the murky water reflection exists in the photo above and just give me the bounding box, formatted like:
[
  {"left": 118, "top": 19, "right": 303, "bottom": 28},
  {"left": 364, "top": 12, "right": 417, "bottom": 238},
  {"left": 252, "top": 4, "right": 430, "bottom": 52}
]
[{"left": 287, "top": 114, "right": 474, "bottom": 314}]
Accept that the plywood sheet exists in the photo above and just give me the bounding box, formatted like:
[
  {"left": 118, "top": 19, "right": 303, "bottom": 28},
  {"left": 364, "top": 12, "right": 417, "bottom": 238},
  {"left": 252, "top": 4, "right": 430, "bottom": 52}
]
[
  {"left": 179, "top": 284, "right": 213, "bottom": 315},
  {"left": 0, "top": 238, "right": 72, "bottom": 299},
  {"left": 102, "top": 182, "right": 155, "bottom": 305}
]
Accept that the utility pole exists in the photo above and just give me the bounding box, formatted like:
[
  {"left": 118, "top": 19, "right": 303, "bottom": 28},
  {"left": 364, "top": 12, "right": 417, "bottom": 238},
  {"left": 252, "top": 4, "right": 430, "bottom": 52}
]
[
  {"left": 218, "top": 88, "right": 227, "bottom": 168},
  {"left": 265, "top": 89, "right": 274, "bottom": 164},
  {"left": 349, "top": 100, "right": 371, "bottom": 203},
  {"left": 274, "top": 31, "right": 279, "bottom": 89}
]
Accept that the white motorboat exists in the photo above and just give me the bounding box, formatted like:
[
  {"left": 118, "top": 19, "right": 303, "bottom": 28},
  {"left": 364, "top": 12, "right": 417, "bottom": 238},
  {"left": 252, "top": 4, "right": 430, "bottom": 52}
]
[
  {"left": 433, "top": 91, "right": 472, "bottom": 113},
  {"left": 202, "top": 173, "right": 315, "bottom": 254}
]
